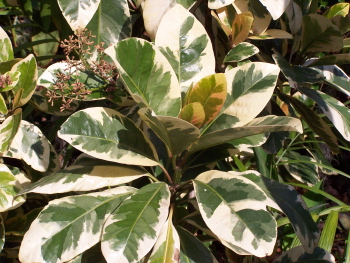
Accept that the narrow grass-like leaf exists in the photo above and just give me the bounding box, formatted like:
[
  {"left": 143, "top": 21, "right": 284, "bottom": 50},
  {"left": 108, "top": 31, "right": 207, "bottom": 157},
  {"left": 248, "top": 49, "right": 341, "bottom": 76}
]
[
  {"left": 155, "top": 4, "right": 215, "bottom": 93},
  {"left": 318, "top": 210, "right": 338, "bottom": 252},
  {"left": 105, "top": 38, "right": 181, "bottom": 117},
  {"left": 19, "top": 154, "right": 149, "bottom": 194},
  {"left": 0, "top": 26, "right": 13, "bottom": 62},
  {"left": 274, "top": 246, "right": 335, "bottom": 263},
  {"left": 231, "top": 12, "right": 254, "bottom": 46},
  {"left": 139, "top": 108, "right": 200, "bottom": 156},
  {"left": 59, "top": 107, "right": 159, "bottom": 166},
  {"left": 224, "top": 42, "right": 259, "bottom": 63},
  {"left": 0, "top": 214, "right": 4, "bottom": 251},
  {"left": 194, "top": 170, "right": 277, "bottom": 257},
  {"left": 102, "top": 182, "right": 170, "bottom": 263},
  {"left": 242, "top": 171, "right": 319, "bottom": 253},
  {"left": 19, "top": 186, "right": 135, "bottom": 263},
  {"left": 178, "top": 102, "right": 205, "bottom": 128},
  {"left": 0, "top": 108, "right": 21, "bottom": 153},
  {"left": 300, "top": 87, "right": 350, "bottom": 141}
]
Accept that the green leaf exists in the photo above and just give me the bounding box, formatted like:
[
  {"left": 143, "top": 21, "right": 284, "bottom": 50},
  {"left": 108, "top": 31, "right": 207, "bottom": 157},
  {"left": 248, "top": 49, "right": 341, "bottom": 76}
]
[
  {"left": 58, "top": 107, "right": 159, "bottom": 166},
  {"left": 190, "top": 115, "right": 302, "bottom": 154},
  {"left": 155, "top": 4, "right": 215, "bottom": 93},
  {"left": 222, "top": 62, "right": 280, "bottom": 127},
  {"left": 301, "top": 14, "right": 343, "bottom": 54},
  {"left": 105, "top": 38, "right": 181, "bottom": 117},
  {"left": 224, "top": 42, "right": 259, "bottom": 63},
  {"left": 178, "top": 102, "right": 205, "bottom": 128},
  {"left": 4, "top": 120, "right": 51, "bottom": 172},
  {"left": 19, "top": 154, "right": 149, "bottom": 195},
  {"left": 19, "top": 186, "right": 135, "bottom": 263},
  {"left": 139, "top": 108, "right": 200, "bottom": 156},
  {"left": 177, "top": 226, "right": 218, "bottom": 263},
  {"left": 0, "top": 214, "right": 4, "bottom": 251},
  {"left": 300, "top": 87, "right": 350, "bottom": 141},
  {"left": 323, "top": 3, "right": 349, "bottom": 19},
  {"left": 0, "top": 93, "right": 7, "bottom": 114},
  {"left": 319, "top": 210, "right": 338, "bottom": 253},
  {"left": 10, "top": 54, "right": 37, "bottom": 106},
  {"left": 242, "top": 171, "right": 319, "bottom": 254},
  {"left": 0, "top": 108, "right": 22, "bottom": 153},
  {"left": 193, "top": 170, "right": 277, "bottom": 257},
  {"left": 187, "top": 73, "right": 227, "bottom": 125},
  {"left": 274, "top": 246, "right": 335, "bottom": 263},
  {"left": 307, "top": 54, "right": 350, "bottom": 67},
  {"left": 0, "top": 26, "right": 13, "bottom": 62},
  {"left": 57, "top": 0, "right": 101, "bottom": 31},
  {"left": 0, "top": 164, "right": 26, "bottom": 212},
  {"left": 102, "top": 182, "right": 170, "bottom": 263},
  {"left": 32, "top": 31, "right": 60, "bottom": 67}
]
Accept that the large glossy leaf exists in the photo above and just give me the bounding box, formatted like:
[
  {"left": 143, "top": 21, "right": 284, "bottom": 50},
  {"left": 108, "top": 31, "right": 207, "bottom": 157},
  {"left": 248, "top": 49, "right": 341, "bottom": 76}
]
[
  {"left": 231, "top": 12, "right": 254, "bottom": 46},
  {"left": 0, "top": 26, "right": 13, "bottom": 62},
  {"left": 191, "top": 115, "right": 302, "bottom": 154},
  {"left": 285, "top": 0, "right": 302, "bottom": 34},
  {"left": 274, "top": 246, "right": 335, "bottom": 263},
  {"left": 242, "top": 171, "right": 319, "bottom": 253},
  {"left": 0, "top": 164, "right": 26, "bottom": 212},
  {"left": 323, "top": 3, "right": 349, "bottom": 19},
  {"left": 155, "top": 4, "right": 215, "bottom": 93},
  {"left": 193, "top": 170, "right": 277, "bottom": 256},
  {"left": 223, "top": 62, "right": 280, "bottom": 127},
  {"left": 224, "top": 42, "right": 259, "bottom": 63},
  {"left": 4, "top": 120, "right": 51, "bottom": 172},
  {"left": 19, "top": 154, "right": 149, "bottom": 194},
  {"left": 178, "top": 102, "right": 205, "bottom": 128},
  {"left": 57, "top": 0, "right": 101, "bottom": 31},
  {"left": 301, "top": 14, "right": 343, "bottom": 54},
  {"left": 0, "top": 108, "right": 21, "bottom": 153},
  {"left": 19, "top": 187, "right": 135, "bottom": 263},
  {"left": 258, "top": 0, "right": 291, "bottom": 20},
  {"left": 102, "top": 182, "right": 170, "bottom": 263},
  {"left": 139, "top": 108, "right": 200, "bottom": 156},
  {"left": 105, "top": 38, "right": 181, "bottom": 117},
  {"left": 58, "top": 107, "right": 159, "bottom": 166},
  {"left": 300, "top": 87, "right": 350, "bottom": 141},
  {"left": 11, "top": 54, "right": 37, "bottom": 106}
]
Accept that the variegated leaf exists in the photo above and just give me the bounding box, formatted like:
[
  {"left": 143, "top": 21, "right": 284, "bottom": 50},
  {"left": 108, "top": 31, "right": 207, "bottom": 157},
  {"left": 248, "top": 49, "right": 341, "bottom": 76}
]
[
  {"left": 300, "top": 87, "right": 350, "bottom": 141},
  {"left": 223, "top": 62, "right": 280, "bottom": 127},
  {"left": 230, "top": 133, "right": 268, "bottom": 152},
  {"left": 57, "top": 0, "right": 101, "bottom": 31},
  {"left": 224, "top": 42, "right": 259, "bottom": 63},
  {"left": 10, "top": 54, "right": 37, "bottom": 106},
  {"left": 0, "top": 26, "right": 13, "bottom": 62},
  {"left": 258, "top": 0, "right": 291, "bottom": 20},
  {"left": 19, "top": 154, "right": 149, "bottom": 194},
  {"left": 102, "top": 183, "right": 170, "bottom": 263},
  {"left": 248, "top": 29, "right": 293, "bottom": 40},
  {"left": 193, "top": 170, "right": 277, "bottom": 257},
  {"left": 19, "top": 187, "right": 135, "bottom": 263},
  {"left": 58, "top": 107, "right": 159, "bottom": 166},
  {"left": 274, "top": 246, "right": 335, "bottom": 263},
  {"left": 0, "top": 108, "right": 21, "bottom": 153},
  {"left": 285, "top": 0, "right": 302, "bottom": 34},
  {"left": 231, "top": 12, "right": 254, "bottom": 46},
  {"left": 178, "top": 102, "right": 205, "bottom": 128},
  {"left": 155, "top": 4, "right": 215, "bottom": 93},
  {"left": 139, "top": 108, "right": 200, "bottom": 155},
  {"left": 4, "top": 120, "right": 50, "bottom": 172},
  {"left": 208, "top": 0, "right": 234, "bottom": 9},
  {"left": 0, "top": 164, "right": 26, "bottom": 212},
  {"left": 192, "top": 115, "right": 302, "bottom": 153},
  {"left": 242, "top": 171, "right": 319, "bottom": 253},
  {"left": 105, "top": 38, "right": 181, "bottom": 117},
  {"left": 148, "top": 211, "right": 180, "bottom": 263},
  {"left": 187, "top": 73, "right": 227, "bottom": 125}
]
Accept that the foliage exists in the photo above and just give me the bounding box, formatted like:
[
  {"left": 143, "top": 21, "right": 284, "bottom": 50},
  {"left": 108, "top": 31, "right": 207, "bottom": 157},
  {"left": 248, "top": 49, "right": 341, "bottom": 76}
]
[{"left": 0, "top": 0, "right": 350, "bottom": 262}]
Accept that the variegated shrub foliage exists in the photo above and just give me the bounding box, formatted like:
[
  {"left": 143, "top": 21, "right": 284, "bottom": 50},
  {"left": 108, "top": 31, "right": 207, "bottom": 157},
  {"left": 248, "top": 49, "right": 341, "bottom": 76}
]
[{"left": 1, "top": 0, "right": 350, "bottom": 262}]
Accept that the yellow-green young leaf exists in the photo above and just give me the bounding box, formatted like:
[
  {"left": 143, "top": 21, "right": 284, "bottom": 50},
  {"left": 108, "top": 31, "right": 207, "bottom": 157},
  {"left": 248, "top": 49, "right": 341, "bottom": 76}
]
[
  {"left": 4, "top": 120, "right": 50, "bottom": 172},
  {"left": 301, "top": 14, "right": 343, "bottom": 54},
  {"left": 57, "top": 0, "right": 101, "bottom": 31},
  {"left": 224, "top": 42, "right": 259, "bottom": 63},
  {"left": 155, "top": 4, "right": 215, "bottom": 93},
  {"left": 0, "top": 164, "right": 26, "bottom": 212},
  {"left": 139, "top": 108, "right": 200, "bottom": 155},
  {"left": 208, "top": 0, "right": 234, "bottom": 9},
  {"left": 258, "top": 0, "right": 291, "bottom": 20},
  {"left": 10, "top": 54, "right": 37, "bottom": 106},
  {"left": 58, "top": 107, "right": 159, "bottom": 166},
  {"left": 274, "top": 246, "right": 335, "bottom": 263},
  {"left": 187, "top": 73, "right": 227, "bottom": 125},
  {"left": 0, "top": 108, "right": 21, "bottom": 153},
  {"left": 19, "top": 186, "right": 136, "bottom": 263},
  {"left": 223, "top": 62, "right": 280, "bottom": 127},
  {"left": 231, "top": 12, "right": 254, "bottom": 46},
  {"left": 19, "top": 154, "right": 149, "bottom": 194},
  {"left": 323, "top": 3, "right": 349, "bottom": 19},
  {"left": 0, "top": 26, "right": 13, "bottom": 62},
  {"left": 319, "top": 210, "right": 339, "bottom": 252},
  {"left": 105, "top": 38, "right": 181, "bottom": 117},
  {"left": 102, "top": 183, "right": 170, "bottom": 263},
  {"left": 193, "top": 170, "right": 277, "bottom": 257},
  {"left": 32, "top": 31, "right": 60, "bottom": 67},
  {"left": 179, "top": 102, "right": 205, "bottom": 128}
]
